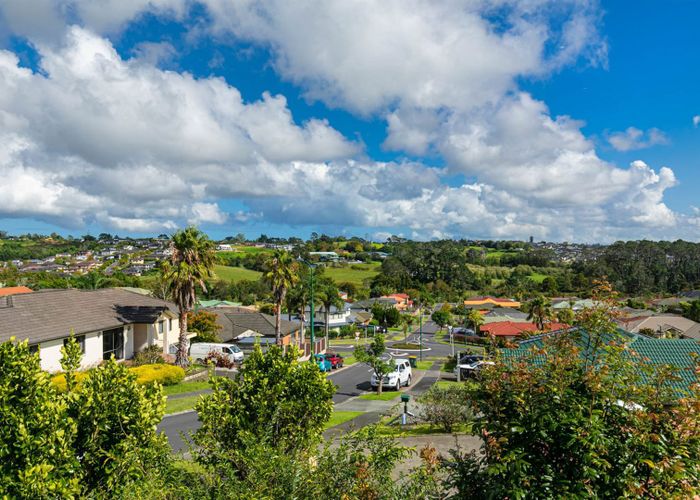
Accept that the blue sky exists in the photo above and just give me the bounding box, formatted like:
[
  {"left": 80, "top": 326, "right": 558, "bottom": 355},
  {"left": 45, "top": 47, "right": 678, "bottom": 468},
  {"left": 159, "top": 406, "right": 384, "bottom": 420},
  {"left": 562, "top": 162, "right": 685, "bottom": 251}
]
[{"left": 0, "top": 1, "right": 698, "bottom": 242}]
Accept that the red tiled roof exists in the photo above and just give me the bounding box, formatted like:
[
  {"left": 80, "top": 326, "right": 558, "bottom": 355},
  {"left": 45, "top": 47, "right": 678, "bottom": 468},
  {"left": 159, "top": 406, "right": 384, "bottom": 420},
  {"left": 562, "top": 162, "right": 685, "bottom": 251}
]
[
  {"left": 481, "top": 321, "right": 569, "bottom": 337},
  {"left": 0, "top": 286, "right": 33, "bottom": 297}
]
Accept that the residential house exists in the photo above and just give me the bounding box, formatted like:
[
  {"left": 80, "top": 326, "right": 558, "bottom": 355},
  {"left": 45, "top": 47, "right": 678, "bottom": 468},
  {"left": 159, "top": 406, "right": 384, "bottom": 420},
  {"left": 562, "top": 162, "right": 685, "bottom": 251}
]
[
  {"left": 617, "top": 315, "right": 700, "bottom": 340},
  {"left": 381, "top": 293, "right": 413, "bottom": 310},
  {"left": 0, "top": 288, "right": 184, "bottom": 372},
  {"left": 502, "top": 328, "right": 699, "bottom": 395},
  {"left": 464, "top": 296, "right": 521, "bottom": 309},
  {"left": 0, "top": 286, "right": 33, "bottom": 297},
  {"left": 206, "top": 307, "right": 300, "bottom": 347},
  {"left": 480, "top": 321, "right": 569, "bottom": 341},
  {"left": 299, "top": 302, "right": 353, "bottom": 330},
  {"left": 309, "top": 251, "right": 340, "bottom": 262},
  {"left": 216, "top": 244, "right": 234, "bottom": 251}
]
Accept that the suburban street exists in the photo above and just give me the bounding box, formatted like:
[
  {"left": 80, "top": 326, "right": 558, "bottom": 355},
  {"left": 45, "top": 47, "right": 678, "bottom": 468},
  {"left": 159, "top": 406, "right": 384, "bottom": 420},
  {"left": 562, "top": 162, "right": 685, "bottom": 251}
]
[{"left": 158, "top": 323, "right": 460, "bottom": 453}]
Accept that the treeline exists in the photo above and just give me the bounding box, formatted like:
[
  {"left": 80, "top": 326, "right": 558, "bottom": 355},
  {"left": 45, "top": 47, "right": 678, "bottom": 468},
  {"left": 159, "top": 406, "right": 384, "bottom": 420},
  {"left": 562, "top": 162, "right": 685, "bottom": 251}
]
[{"left": 574, "top": 240, "right": 700, "bottom": 295}]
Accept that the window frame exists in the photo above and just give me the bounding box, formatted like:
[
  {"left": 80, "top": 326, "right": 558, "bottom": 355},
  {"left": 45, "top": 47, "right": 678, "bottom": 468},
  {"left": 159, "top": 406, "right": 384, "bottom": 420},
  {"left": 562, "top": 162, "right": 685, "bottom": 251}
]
[
  {"left": 63, "top": 334, "right": 86, "bottom": 354},
  {"left": 102, "top": 327, "right": 124, "bottom": 360}
]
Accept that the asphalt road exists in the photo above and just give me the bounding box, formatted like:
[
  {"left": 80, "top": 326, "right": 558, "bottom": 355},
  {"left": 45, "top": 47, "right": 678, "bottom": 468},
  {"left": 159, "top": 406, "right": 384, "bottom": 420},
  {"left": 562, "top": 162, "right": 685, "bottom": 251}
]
[{"left": 159, "top": 325, "right": 460, "bottom": 453}]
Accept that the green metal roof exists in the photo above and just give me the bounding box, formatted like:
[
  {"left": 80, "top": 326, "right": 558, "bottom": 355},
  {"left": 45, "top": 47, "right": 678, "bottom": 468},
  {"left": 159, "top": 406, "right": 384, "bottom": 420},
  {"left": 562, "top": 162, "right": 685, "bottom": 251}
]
[{"left": 501, "top": 328, "right": 699, "bottom": 395}]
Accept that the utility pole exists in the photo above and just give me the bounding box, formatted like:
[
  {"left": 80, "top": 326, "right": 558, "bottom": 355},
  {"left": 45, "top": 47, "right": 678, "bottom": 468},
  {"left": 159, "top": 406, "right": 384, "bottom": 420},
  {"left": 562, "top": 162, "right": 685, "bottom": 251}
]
[{"left": 419, "top": 307, "right": 423, "bottom": 361}]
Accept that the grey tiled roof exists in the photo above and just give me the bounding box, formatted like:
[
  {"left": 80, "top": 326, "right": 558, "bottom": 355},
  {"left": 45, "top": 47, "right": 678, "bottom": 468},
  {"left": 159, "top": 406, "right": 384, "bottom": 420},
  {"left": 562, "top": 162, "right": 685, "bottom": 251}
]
[
  {"left": 0, "top": 288, "right": 178, "bottom": 344},
  {"left": 205, "top": 307, "right": 299, "bottom": 341}
]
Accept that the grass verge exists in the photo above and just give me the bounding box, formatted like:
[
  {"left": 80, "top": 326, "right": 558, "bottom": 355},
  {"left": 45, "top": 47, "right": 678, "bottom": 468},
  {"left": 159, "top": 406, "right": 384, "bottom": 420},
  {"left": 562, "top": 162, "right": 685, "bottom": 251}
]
[
  {"left": 358, "top": 391, "right": 401, "bottom": 401},
  {"left": 324, "top": 410, "right": 364, "bottom": 429},
  {"left": 165, "top": 394, "right": 202, "bottom": 415},
  {"left": 415, "top": 360, "right": 433, "bottom": 371},
  {"left": 163, "top": 380, "right": 210, "bottom": 397}
]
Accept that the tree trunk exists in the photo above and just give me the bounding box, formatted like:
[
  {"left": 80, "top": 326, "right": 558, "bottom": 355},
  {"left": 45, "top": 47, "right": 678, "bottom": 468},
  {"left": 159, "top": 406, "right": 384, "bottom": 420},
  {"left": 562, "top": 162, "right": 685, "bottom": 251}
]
[
  {"left": 299, "top": 310, "right": 306, "bottom": 347},
  {"left": 276, "top": 302, "right": 282, "bottom": 345},
  {"left": 325, "top": 309, "right": 330, "bottom": 346},
  {"left": 175, "top": 309, "right": 189, "bottom": 367},
  {"left": 377, "top": 373, "right": 383, "bottom": 395}
]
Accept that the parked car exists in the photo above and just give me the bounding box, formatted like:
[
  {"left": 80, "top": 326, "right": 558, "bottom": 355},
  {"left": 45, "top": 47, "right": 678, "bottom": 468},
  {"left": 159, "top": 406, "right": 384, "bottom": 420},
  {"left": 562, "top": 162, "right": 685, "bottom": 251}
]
[
  {"left": 325, "top": 352, "right": 344, "bottom": 369},
  {"left": 190, "top": 342, "right": 244, "bottom": 364},
  {"left": 315, "top": 354, "right": 332, "bottom": 372},
  {"left": 454, "top": 359, "right": 494, "bottom": 379},
  {"left": 371, "top": 358, "right": 412, "bottom": 391}
]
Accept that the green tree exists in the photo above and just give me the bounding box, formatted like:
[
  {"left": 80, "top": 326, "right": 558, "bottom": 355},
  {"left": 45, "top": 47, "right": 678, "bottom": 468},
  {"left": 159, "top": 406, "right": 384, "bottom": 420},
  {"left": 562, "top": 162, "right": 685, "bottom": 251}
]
[
  {"left": 446, "top": 284, "right": 700, "bottom": 498},
  {"left": 401, "top": 313, "right": 416, "bottom": 340},
  {"left": 262, "top": 250, "right": 299, "bottom": 345},
  {"left": 162, "top": 227, "right": 215, "bottom": 367},
  {"left": 286, "top": 274, "right": 312, "bottom": 345},
  {"left": 431, "top": 309, "right": 452, "bottom": 332},
  {"left": 371, "top": 303, "right": 401, "bottom": 328},
  {"left": 194, "top": 345, "right": 335, "bottom": 468},
  {"left": 354, "top": 334, "right": 393, "bottom": 394},
  {"left": 466, "top": 309, "right": 484, "bottom": 334},
  {"left": 188, "top": 310, "right": 223, "bottom": 343},
  {"left": 316, "top": 280, "right": 344, "bottom": 343},
  {"left": 525, "top": 294, "right": 553, "bottom": 330},
  {"left": 681, "top": 299, "right": 700, "bottom": 322},
  {"left": 0, "top": 339, "right": 80, "bottom": 498},
  {"left": 556, "top": 306, "right": 575, "bottom": 325}
]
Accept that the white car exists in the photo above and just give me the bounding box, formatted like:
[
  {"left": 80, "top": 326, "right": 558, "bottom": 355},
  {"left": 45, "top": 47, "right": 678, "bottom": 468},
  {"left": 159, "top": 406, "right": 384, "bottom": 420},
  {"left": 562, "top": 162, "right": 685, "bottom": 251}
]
[
  {"left": 454, "top": 360, "right": 495, "bottom": 379},
  {"left": 189, "top": 342, "right": 244, "bottom": 364},
  {"left": 371, "top": 358, "right": 412, "bottom": 391}
]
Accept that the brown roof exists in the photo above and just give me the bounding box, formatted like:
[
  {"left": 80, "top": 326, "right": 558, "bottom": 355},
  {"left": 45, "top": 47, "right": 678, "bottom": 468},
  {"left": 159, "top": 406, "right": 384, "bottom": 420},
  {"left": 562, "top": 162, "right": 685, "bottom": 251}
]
[
  {"left": 0, "top": 288, "right": 178, "bottom": 344},
  {"left": 0, "top": 286, "right": 32, "bottom": 297},
  {"left": 205, "top": 306, "right": 299, "bottom": 340}
]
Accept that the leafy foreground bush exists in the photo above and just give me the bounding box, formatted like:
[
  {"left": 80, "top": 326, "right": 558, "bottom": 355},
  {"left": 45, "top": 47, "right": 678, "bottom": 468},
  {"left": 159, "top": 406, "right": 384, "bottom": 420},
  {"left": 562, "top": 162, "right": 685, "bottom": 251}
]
[
  {"left": 0, "top": 336, "right": 168, "bottom": 498},
  {"left": 52, "top": 363, "right": 185, "bottom": 391},
  {"left": 444, "top": 286, "right": 700, "bottom": 499},
  {"left": 419, "top": 383, "right": 474, "bottom": 433}
]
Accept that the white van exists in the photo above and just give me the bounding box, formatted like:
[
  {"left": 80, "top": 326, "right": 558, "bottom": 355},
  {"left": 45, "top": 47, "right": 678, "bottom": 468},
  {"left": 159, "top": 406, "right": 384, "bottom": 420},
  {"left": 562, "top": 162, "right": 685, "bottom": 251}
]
[{"left": 189, "top": 342, "right": 244, "bottom": 364}]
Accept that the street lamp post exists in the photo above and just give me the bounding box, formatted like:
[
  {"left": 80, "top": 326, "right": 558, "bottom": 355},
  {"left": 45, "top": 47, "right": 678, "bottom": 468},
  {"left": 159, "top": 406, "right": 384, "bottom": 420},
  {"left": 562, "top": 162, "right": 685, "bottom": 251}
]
[{"left": 419, "top": 307, "right": 423, "bottom": 361}]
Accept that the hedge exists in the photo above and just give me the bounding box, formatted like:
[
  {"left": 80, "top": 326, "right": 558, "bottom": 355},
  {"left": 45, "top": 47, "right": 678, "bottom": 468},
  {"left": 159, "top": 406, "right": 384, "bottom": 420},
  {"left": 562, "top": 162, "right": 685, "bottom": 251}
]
[{"left": 52, "top": 363, "right": 185, "bottom": 391}]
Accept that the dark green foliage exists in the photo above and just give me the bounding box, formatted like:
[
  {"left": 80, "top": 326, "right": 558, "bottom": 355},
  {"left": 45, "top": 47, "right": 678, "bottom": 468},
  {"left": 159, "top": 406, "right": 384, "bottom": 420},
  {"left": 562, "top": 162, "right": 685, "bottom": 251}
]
[
  {"left": 132, "top": 344, "right": 166, "bottom": 366},
  {"left": 371, "top": 303, "right": 401, "bottom": 328},
  {"left": 194, "top": 345, "right": 335, "bottom": 466},
  {"left": 187, "top": 309, "right": 222, "bottom": 343},
  {"left": 419, "top": 384, "right": 474, "bottom": 433}
]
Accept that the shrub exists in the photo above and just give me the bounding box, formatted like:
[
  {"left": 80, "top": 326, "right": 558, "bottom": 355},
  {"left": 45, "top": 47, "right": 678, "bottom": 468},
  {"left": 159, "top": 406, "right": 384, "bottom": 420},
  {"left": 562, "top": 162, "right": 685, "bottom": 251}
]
[
  {"left": 51, "top": 371, "right": 89, "bottom": 392},
  {"left": 204, "top": 350, "right": 236, "bottom": 369},
  {"left": 129, "top": 364, "right": 185, "bottom": 386},
  {"left": 390, "top": 342, "right": 420, "bottom": 350},
  {"left": 419, "top": 384, "right": 473, "bottom": 433},
  {"left": 132, "top": 345, "right": 165, "bottom": 366}
]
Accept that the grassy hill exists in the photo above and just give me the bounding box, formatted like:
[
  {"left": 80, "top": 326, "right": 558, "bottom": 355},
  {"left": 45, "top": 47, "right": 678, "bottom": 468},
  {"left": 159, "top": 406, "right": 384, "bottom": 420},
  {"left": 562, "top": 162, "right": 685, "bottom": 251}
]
[
  {"left": 323, "top": 262, "right": 381, "bottom": 286},
  {"left": 212, "top": 264, "right": 262, "bottom": 282}
]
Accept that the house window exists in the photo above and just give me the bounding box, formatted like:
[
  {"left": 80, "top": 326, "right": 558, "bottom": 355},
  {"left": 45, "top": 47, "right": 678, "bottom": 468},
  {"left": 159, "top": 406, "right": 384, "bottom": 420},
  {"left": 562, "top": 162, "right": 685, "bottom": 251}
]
[
  {"left": 103, "top": 328, "right": 124, "bottom": 360},
  {"left": 64, "top": 335, "right": 86, "bottom": 353},
  {"left": 169, "top": 318, "right": 173, "bottom": 331},
  {"left": 158, "top": 321, "right": 165, "bottom": 334}
]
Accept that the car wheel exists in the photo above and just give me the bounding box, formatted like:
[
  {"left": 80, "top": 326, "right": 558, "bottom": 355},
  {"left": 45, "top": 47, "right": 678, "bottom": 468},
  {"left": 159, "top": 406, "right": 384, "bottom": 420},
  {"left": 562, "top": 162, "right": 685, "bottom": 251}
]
[
  {"left": 395, "top": 381, "right": 401, "bottom": 392},
  {"left": 195, "top": 358, "right": 203, "bottom": 364},
  {"left": 405, "top": 375, "right": 411, "bottom": 387}
]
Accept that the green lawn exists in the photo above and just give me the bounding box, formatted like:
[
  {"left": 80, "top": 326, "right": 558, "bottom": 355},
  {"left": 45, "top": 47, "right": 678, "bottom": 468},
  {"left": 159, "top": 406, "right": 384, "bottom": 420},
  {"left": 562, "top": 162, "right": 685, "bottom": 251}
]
[
  {"left": 324, "top": 410, "right": 363, "bottom": 429},
  {"left": 415, "top": 360, "right": 433, "bottom": 370},
  {"left": 358, "top": 391, "right": 401, "bottom": 401},
  {"left": 342, "top": 355, "right": 357, "bottom": 366},
  {"left": 164, "top": 394, "right": 202, "bottom": 414},
  {"left": 324, "top": 263, "right": 380, "bottom": 286},
  {"left": 162, "top": 380, "right": 210, "bottom": 396},
  {"left": 212, "top": 264, "right": 262, "bottom": 282}
]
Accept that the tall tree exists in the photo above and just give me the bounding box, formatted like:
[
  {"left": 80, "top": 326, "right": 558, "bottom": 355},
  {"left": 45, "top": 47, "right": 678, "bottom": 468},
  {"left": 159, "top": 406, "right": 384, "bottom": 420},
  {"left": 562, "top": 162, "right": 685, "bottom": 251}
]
[
  {"left": 466, "top": 309, "right": 484, "bottom": 335},
  {"left": 526, "top": 295, "right": 553, "bottom": 330},
  {"left": 286, "top": 273, "right": 312, "bottom": 346},
  {"left": 162, "top": 227, "right": 215, "bottom": 367},
  {"left": 316, "top": 280, "right": 344, "bottom": 344},
  {"left": 263, "top": 251, "right": 299, "bottom": 345}
]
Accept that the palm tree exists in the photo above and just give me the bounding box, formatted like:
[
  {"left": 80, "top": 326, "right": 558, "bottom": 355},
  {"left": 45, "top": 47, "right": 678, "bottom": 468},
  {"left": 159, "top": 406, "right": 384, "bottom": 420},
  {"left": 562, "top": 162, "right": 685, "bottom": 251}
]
[
  {"left": 286, "top": 279, "right": 311, "bottom": 346},
  {"left": 466, "top": 309, "right": 484, "bottom": 335},
  {"left": 401, "top": 314, "right": 415, "bottom": 340},
  {"left": 316, "top": 281, "right": 343, "bottom": 345},
  {"left": 526, "top": 295, "right": 553, "bottom": 331},
  {"left": 162, "top": 227, "right": 215, "bottom": 367},
  {"left": 262, "top": 251, "right": 299, "bottom": 345}
]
